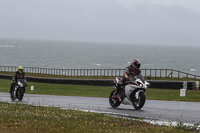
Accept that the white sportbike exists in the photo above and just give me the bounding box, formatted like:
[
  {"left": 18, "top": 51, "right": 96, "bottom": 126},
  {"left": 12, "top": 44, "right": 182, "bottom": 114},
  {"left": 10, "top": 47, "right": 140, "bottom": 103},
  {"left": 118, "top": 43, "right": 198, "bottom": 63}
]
[{"left": 109, "top": 74, "right": 150, "bottom": 110}]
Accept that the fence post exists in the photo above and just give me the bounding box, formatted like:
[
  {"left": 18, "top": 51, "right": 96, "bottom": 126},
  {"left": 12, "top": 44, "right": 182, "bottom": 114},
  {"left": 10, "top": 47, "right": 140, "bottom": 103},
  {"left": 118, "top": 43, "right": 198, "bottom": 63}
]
[
  {"left": 160, "top": 69, "right": 162, "bottom": 78},
  {"left": 171, "top": 69, "right": 173, "bottom": 78},
  {"left": 112, "top": 69, "right": 114, "bottom": 76},
  {"left": 178, "top": 71, "right": 180, "bottom": 78},
  {"left": 150, "top": 69, "right": 152, "bottom": 77}
]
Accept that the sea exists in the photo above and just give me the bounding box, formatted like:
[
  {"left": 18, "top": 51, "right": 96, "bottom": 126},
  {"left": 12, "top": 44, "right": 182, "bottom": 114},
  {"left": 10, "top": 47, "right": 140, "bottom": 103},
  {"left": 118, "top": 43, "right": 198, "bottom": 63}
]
[{"left": 0, "top": 39, "right": 200, "bottom": 76}]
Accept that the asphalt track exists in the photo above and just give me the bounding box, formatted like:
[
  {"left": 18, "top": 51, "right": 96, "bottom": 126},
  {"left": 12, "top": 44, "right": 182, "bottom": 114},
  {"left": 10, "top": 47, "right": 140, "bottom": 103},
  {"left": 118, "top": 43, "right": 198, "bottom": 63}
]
[{"left": 0, "top": 92, "right": 200, "bottom": 124}]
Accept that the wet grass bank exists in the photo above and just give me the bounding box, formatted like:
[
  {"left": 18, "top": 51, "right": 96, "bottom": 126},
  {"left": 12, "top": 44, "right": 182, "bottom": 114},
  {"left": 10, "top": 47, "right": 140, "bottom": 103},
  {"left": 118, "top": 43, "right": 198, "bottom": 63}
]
[{"left": 0, "top": 102, "right": 198, "bottom": 133}]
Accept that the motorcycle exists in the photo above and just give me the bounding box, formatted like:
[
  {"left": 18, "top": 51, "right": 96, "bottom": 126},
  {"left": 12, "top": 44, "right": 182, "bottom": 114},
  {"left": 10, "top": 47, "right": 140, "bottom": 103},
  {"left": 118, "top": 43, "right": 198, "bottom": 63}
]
[
  {"left": 10, "top": 79, "right": 27, "bottom": 101},
  {"left": 109, "top": 74, "right": 150, "bottom": 110}
]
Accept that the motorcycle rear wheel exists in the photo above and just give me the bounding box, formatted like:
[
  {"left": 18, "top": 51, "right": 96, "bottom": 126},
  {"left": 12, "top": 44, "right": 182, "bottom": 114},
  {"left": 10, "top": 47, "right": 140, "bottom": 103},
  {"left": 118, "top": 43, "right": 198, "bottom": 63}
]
[
  {"left": 109, "top": 90, "right": 121, "bottom": 108},
  {"left": 131, "top": 91, "right": 146, "bottom": 110}
]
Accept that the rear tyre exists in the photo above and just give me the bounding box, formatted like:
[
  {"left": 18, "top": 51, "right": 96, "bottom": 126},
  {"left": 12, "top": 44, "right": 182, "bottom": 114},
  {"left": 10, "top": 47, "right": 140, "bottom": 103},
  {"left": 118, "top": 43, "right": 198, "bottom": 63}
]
[
  {"left": 131, "top": 91, "right": 146, "bottom": 110},
  {"left": 109, "top": 90, "right": 121, "bottom": 108}
]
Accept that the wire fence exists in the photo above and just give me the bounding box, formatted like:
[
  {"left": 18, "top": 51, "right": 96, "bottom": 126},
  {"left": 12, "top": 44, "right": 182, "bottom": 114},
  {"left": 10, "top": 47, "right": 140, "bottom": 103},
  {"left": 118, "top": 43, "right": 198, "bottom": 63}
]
[{"left": 0, "top": 66, "right": 200, "bottom": 79}]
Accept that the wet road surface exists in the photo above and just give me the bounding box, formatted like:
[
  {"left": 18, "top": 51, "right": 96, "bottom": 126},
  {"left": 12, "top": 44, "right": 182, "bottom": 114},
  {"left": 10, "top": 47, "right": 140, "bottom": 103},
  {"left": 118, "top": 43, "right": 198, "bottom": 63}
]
[{"left": 0, "top": 92, "right": 200, "bottom": 124}]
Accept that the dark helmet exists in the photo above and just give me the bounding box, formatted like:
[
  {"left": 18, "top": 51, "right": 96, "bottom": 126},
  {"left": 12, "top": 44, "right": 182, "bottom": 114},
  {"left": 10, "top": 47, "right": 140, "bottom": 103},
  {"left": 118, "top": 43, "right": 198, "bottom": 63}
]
[{"left": 132, "top": 59, "right": 141, "bottom": 70}]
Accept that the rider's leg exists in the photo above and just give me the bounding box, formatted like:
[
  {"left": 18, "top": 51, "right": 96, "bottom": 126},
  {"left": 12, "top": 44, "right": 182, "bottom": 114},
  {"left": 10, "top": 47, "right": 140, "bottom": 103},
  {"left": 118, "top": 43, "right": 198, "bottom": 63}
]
[
  {"left": 115, "top": 77, "right": 125, "bottom": 95},
  {"left": 115, "top": 84, "right": 121, "bottom": 95}
]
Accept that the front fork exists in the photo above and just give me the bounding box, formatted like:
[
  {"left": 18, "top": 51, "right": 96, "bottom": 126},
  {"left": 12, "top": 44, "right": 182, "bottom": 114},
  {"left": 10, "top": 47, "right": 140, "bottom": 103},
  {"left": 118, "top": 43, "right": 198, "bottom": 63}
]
[
  {"left": 13, "top": 87, "right": 17, "bottom": 96},
  {"left": 134, "top": 90, "right": 145, "bottom": 101}
]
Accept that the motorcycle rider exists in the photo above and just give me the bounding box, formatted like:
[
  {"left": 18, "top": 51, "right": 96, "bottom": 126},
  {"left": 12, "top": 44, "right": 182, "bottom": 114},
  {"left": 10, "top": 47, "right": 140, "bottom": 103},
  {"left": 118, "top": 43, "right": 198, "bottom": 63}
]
[
  {"left": 9, "top": 66, "right": 26, "bottom": 93},
  {"left": 114, "top": 59, "right": 141, "bottom": 97}
]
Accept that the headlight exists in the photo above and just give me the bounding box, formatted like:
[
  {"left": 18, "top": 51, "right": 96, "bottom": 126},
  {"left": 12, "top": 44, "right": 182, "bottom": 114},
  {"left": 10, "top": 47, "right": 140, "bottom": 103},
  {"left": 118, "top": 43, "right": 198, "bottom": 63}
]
[
  {"left": 145, "top": 84, "right": 150, "bottom": 88},
  {"left": 18, "top": 82, "right": 23, "bottom": 87},
  {"left": 139, "top": 84, "right": 143, "bottom": 87}
]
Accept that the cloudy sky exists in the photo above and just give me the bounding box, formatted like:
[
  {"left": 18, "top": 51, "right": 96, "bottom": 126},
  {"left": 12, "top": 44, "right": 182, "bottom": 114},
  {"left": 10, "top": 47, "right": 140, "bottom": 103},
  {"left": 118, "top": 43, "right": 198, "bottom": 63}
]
[{"left": 0, "top": 0, "right": 200, "bottom": 46}]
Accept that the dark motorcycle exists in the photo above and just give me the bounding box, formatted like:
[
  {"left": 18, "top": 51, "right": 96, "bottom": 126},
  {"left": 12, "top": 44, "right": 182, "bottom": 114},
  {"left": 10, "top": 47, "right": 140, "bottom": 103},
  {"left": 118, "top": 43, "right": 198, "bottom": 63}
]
[{"left": 10, "top": 79, "right": 27, "bottom": 101}]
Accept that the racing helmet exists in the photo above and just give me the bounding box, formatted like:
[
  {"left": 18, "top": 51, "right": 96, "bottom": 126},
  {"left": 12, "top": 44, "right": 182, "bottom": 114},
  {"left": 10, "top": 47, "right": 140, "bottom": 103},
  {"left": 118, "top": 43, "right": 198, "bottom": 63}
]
[
  {"left": 18, "top": 66, "right": 24, "bottom": 73},
  {"left": 132, "top": 59, "right": 141, "bottom": 70}
]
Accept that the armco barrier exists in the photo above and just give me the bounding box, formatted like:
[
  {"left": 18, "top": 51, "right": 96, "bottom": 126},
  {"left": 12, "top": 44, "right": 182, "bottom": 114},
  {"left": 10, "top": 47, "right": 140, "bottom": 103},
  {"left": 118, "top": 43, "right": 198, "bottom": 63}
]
[
  {"left": 26, "top": 77, "right": 113, "bottom": 86},
  {"left": 0, "top": 75, "right": 11, "bottom": 80},
  {"left": 0, "top": 75, "right": 113, "bottom": 87},
  {"left": 148, "top": 80, "right": 199, "bottom": 90},
  {"left": 0, "top": 74, "right": 198, "bottom": 90}
]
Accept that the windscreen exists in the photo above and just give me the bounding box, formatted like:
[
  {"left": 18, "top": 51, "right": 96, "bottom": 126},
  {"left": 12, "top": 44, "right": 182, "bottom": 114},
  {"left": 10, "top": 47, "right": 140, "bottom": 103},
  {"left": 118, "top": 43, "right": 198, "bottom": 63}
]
[
  {"left": 17, "top": 79, "right": 27, "bottom": 87},
  {"left": 135, "top": 74, "right": 145, "bottom": 83}
]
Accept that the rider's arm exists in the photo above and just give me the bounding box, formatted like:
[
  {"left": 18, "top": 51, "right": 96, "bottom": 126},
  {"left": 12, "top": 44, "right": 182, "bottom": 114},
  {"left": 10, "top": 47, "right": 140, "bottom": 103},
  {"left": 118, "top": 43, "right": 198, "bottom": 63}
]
[
  {"left": 12, "top": 72, "right": 17, "bottom": 82},
  {"left": 125, "top": 67, "right": 135, "bottom": 77},
  {"left": 124, "top": 67, "right": 131, "bottom": 79},
  {"left": 124, "top": 67, "right": 136, "bottom": 83},
  {"left": 125, "top": 67, "right": 130, "bottom": 75},
  {"left": 124, "top": 73, "right": 133, "bottom": 84},
  {"left": 135, "top": 69, "right": 141, "bottom": 75},
  {"left": 23, "top": 73, "right": 27, "bottom": 80}
]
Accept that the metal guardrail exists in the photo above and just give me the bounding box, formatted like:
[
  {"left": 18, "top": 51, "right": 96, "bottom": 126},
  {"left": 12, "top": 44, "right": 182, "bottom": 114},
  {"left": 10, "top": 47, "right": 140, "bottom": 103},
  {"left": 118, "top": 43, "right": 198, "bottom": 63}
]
[{"left": 0, "top": 66, "right": 200, "bottom": 79}]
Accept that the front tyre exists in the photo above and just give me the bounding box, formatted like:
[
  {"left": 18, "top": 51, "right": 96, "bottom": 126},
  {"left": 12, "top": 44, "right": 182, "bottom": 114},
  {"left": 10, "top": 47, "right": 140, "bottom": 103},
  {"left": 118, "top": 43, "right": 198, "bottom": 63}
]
[
  {"left": 131, "top": 91, "right": 146, "bottom": 110},
  {"left": 10, "top": 91, "right": 16, "bottom": 101},
  {"left": 109, "top": 90, "right": 121, "bottom": 108},
  {"left": 18, "top": 88, "right": 24, "bottom": 101}
]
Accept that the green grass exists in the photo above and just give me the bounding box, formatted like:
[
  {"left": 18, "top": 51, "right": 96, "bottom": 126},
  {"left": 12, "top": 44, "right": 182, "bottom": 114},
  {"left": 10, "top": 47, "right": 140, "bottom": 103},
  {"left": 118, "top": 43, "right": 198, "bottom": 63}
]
[
  {"left": 27, "top": 82, "right": 112, "bottom": 97},
  {"left": 0, "top": 79, "right": 112, "bottom": 97},
  {"left": 0, "top": 79, "right": 200, "bottom": 102},
  {"left": 146, "top": 88, "right": 200, "bottom": 102},
  {"left": 0, "top": 102, "right": 198, "bottom": 133}
]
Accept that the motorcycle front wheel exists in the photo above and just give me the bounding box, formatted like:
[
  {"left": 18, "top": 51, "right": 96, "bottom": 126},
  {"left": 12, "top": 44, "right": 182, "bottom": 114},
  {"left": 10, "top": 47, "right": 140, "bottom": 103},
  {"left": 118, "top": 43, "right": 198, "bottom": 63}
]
[
  {"left": 131, "top": 91, "right": 146, "bottom": 110},
  {"left": 109, "top": 90, "right": 121, "bottom": 108},
  {"left": 18, "top": 88, "right": 24, "bottom": 101},
  {"left": 10, "top": 91, "right": 16, "bottom": 101}
]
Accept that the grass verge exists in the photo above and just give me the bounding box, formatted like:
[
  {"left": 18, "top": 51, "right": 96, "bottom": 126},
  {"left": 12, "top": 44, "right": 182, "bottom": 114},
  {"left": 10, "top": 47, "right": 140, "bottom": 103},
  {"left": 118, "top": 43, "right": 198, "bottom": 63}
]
[
  {"left": 0, "top": 102, "right": 198, "bottom": 133},
  {"left": 0, "top": 79, "right": 200, "bottom": 102}
]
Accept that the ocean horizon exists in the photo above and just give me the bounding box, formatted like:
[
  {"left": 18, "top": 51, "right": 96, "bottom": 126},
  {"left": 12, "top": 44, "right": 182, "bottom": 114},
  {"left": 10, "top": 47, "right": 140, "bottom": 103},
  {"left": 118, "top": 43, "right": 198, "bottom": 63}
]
[{"left": 0, "top": 38, "right": 200, "bottom": 76}]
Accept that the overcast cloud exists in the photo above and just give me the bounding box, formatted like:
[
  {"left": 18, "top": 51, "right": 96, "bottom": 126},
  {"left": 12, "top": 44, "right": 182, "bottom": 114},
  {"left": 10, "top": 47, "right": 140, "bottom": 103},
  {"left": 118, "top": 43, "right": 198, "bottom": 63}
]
[{"left": 0, "top": 0, "right": 200, "bottom": 46}]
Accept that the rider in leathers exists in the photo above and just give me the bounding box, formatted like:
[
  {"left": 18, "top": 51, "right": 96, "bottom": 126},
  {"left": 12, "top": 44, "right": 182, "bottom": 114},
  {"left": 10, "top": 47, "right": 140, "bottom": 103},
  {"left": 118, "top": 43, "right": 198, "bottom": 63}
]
[
  {"left": 115, "top": 59, "right": 141, "bottom": 96},
  {"left": 9, "top": 66, "right": 26, "bottom": 93}
]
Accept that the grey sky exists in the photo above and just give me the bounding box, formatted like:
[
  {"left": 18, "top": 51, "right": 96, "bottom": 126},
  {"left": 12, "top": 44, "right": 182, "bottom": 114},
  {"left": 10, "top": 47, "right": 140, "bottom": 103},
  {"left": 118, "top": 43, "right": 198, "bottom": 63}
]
[{"left": 0, "top": 0, "right": 200, "bottom": 46}]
